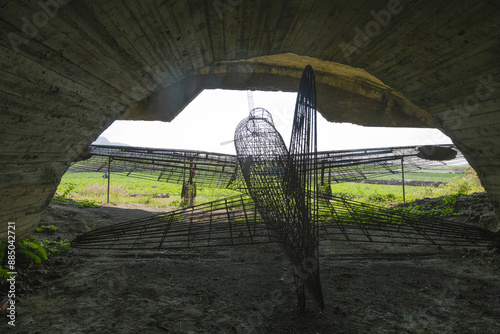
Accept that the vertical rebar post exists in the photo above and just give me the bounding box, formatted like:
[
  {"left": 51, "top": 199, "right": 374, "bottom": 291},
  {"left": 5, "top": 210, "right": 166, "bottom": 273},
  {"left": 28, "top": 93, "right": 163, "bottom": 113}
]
[
  {"left": 401, "top": 158, "right": 405, "bottom": 203},
  {"left": 107, "top": 156, "right": 111, "bottom": 204}
]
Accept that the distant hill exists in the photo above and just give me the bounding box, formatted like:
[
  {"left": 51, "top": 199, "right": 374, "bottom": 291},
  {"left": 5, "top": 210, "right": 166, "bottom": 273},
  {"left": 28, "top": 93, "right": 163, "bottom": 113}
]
[{"left": 92, "top": 136, "right": 131, "bottom": 147}]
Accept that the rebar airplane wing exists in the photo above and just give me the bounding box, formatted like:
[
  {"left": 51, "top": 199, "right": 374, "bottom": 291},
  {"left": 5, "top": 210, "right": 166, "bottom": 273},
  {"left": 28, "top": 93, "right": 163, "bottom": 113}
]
[
  {"left": 69, "top": 143, "right": 464, "bottom": 190},
  {"left": 71, "top": 192, "right": 499, "bottom": 250},
  {"left": 71, "top": 194, "right": 274, "bottom": 250},
  {"left": 69, "top": 145, "right": 239, "bottom": 189},
  {"left": 312, "top": 144, "right": 464, "bottom": 183},
  {"left": 317, "top": 193, "right": 499, "bottom": 247}
]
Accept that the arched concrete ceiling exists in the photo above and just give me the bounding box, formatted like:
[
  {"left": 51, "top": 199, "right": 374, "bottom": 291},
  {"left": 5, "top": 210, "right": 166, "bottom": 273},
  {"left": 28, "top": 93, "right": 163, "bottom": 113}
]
[
  {"left": 0, "top": 0, "right": 499, "bottom": 241},
  {"left": 123, "top": 54, "right": 439, "bottom": 128}
]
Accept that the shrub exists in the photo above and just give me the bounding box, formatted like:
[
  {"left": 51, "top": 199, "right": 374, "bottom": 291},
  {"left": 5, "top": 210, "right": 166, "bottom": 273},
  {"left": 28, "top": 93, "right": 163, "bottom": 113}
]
[
  {"left": 55, "top": 183, "right": 76, "bottom": 199},
  {"left": 0, "top": 243, "right": 13, "bottom": 280},
  {"left": 394, "top": 194, "right": 462, "bottom": 217},
  {"left": 367, "top": 193, "right": 397, "bottom": 203},
  {"left": 443, "top": 167, "right": 483, "bottom": 195},
  {"left": 35, "top": 225, "right": 58, "bottom": 233},
  {"left": 41, "top": 240, "right": 71, "bottom": 253},
  {"left": 18, "top": 237, "right": 48, "bottom": 264}
]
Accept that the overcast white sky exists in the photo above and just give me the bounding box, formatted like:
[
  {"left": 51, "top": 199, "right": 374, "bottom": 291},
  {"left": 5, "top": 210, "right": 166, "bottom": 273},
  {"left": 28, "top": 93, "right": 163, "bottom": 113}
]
[{"left": 94, "top": 89, "right": 452, "bottom": 155}]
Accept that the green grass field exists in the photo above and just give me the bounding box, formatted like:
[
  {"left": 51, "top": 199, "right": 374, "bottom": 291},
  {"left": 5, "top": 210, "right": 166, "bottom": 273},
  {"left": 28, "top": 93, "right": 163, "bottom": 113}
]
[
  {"left": 56, "top": 172, "right": 239, "bottom": 208},
  {"left": 56, "top": 166, "right": 483, "bottom": 208},
  {"left": 375, "top": 171, "right": 460, "bottom": 182}
]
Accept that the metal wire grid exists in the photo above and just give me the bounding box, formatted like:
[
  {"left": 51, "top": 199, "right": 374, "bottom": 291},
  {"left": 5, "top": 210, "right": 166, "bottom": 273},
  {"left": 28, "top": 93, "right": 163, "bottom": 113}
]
[
  {"left": 69, "top": 143, "right": 465, "bottom": 191},
  {"left": 71, "top": 194, "right": 273, "bottom": 250},
  {"left": 69, "top": 145, "right": 238, "bottom": 188},
  {"left": 315, "top": 145, "right": 465, "bottom": 183},
  {"left": 317, "top": 193, "right": 498, "bottom": 247},
  {"left": 72, "top": 191, "right": 499, "bottom": 251}
]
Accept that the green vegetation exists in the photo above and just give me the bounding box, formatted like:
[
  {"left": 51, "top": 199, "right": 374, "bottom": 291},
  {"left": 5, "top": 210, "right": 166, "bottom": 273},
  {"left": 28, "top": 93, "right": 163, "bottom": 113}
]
[
  {"left": 56, "top": 172, "right": 239, "bottom": 208},
  {"left": 41, "top": 239, "right": 71, "bottom": 253},
  {"left": 331, "top": 167, "right": 483, "bottom": 206},
  {"left": 18, "top": 237, "right": 48, "bottom": 264},
  {"left": 374, "top": 167, "right": 465, "bottom": 183},
  {"left": 84, "top": 221, "right": 96, "bottom": 232},
  {"left": 394, "top": 194, "right": 462, "bottom": 217},
  {"left": 0, "top": 237, "right": 71, "bottom": 282},
  {"left": 35, "top": 225, "right": 59, "bottom": 233},
  {"left": 17, "top": 237, "right": 70, "bottom": 265},
  {"left": 234, "top": 217, "right": 261, "bottom": 226},
  {"left": 54, "top": 183, "right": 76, "bottom": 199},
  {"left": 56, "top": 167, "right": 483, "bottom": 212},
  {"left": 0, "top": 242, "right": 13, "bottom": 280},
  {"left": 154, "top": 214, "right": 183, "bottom": 222}
]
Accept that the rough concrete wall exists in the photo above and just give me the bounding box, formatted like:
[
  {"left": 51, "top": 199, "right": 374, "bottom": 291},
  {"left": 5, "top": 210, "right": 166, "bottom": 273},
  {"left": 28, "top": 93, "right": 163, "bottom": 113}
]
[
  {"left": 1, "top": 0, "right": 499, "bottom": 242},
  {"left": 344, "top": 1, "right": 500, "bottom": 231}
]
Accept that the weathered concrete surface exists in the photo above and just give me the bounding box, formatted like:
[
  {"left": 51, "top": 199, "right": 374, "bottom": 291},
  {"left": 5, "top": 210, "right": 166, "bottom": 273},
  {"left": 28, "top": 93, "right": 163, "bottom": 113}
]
[
  {"left": 123, "top": 54, "right": 438, "bottom": 128},
  {"left": 0, "top": 0, "right": 499, "bottom": 241}
]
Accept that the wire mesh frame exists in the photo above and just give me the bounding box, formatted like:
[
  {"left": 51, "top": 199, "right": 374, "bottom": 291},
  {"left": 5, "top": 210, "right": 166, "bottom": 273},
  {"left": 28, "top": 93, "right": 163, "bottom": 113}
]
[
  {"left": 71, "top": 190, "right": 500, "bottom": 251},
  {"left": 233, "top": 66, "right": 325, "bottom": 310},
  {"left": 69, "top": 145, "right": 239, "bottom": 188},
  {"left": 316, "top": 193, "right": 499, "bottom": 247},
  {"left": 313, "top": 145, "right": 465, "bottom": 183},
  {"left": 72, "top": 195, "right": 275, "bottom": 250},
  {"left": 234, "top": 112, "right": 320, "bottom": 263},
  {"left": 68, "top": 144, "right": 465, "bottom": 190}
]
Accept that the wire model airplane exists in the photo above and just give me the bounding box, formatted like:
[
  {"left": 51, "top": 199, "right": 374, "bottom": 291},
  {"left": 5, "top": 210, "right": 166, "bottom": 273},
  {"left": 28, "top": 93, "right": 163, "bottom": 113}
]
[{"left": 71, "top": 66, "right": 499, "bottom": 312}]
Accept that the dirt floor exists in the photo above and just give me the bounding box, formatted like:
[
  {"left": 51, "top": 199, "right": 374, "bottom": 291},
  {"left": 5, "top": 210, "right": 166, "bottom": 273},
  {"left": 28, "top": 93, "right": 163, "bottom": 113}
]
[{"left": 1, "top": 196, "right": 499, "bottom": 334}]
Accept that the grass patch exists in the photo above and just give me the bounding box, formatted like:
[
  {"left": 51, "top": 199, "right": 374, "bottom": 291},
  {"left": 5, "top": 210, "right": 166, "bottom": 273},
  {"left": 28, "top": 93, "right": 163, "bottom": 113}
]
[
  {"left": 393, "top": 194, "right": 463, "bottom": 217},
  {"left": 374, "top": 166, "right": 466, "bottom": 183},
  {"left": 331, "top": 167, "right": 483, "bottom": 206},
  {"left": 56, "top": 172, "right": 239, "bottom": 208}
]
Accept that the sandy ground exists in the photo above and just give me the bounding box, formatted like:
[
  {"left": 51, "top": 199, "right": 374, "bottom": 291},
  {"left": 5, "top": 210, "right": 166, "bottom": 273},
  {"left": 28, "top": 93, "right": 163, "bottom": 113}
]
[{"left": 1, "top": 199, "right": 499, "bottom": 334}]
